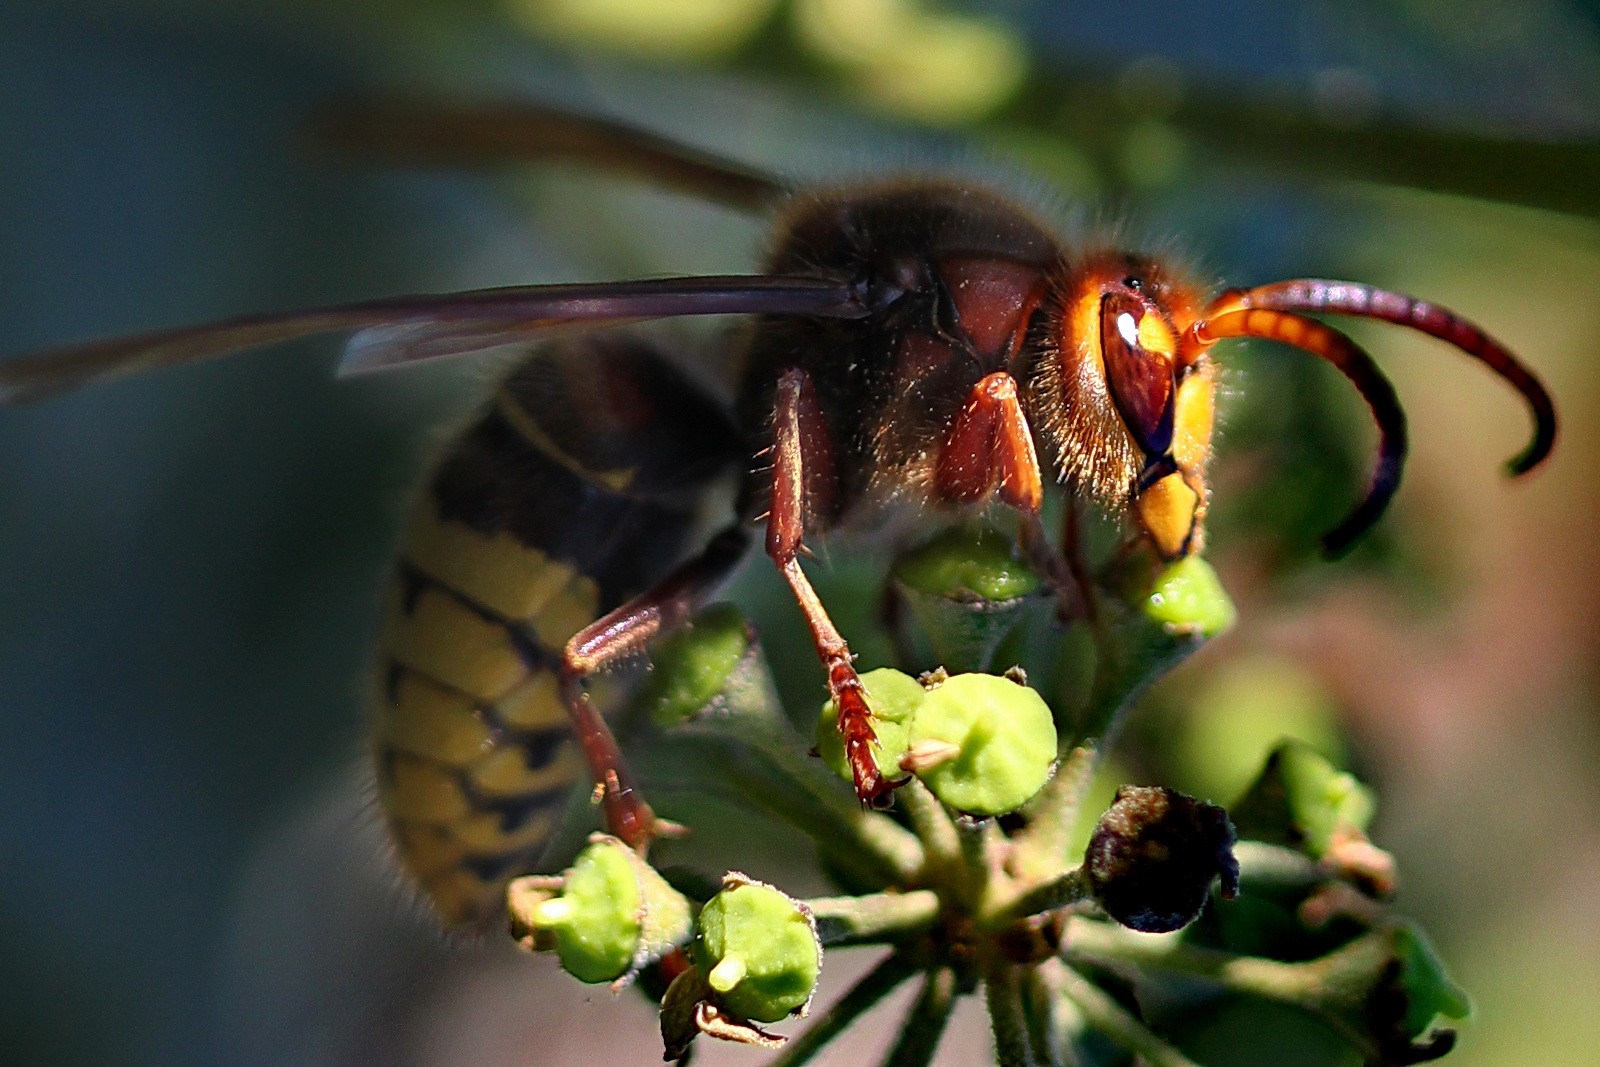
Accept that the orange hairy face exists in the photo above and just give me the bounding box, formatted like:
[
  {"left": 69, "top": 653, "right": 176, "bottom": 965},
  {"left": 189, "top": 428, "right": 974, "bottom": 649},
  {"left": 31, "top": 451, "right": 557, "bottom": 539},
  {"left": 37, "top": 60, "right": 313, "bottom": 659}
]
[{"left": 1025, "top": 251, "right": 1214, "bottom": 558}]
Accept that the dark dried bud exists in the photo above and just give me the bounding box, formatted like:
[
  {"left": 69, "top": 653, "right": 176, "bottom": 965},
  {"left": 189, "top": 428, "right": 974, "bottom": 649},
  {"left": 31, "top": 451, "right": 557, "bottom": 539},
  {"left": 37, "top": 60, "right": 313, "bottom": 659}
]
[{"left": 1085, "top": 785, "right": 1239, "bottom": 933}]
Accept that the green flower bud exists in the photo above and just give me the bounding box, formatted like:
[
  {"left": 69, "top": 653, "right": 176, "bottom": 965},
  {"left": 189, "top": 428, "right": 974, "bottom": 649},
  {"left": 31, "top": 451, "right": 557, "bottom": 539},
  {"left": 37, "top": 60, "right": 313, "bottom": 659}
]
[
  {"left": 894, "top": 524, "right": 1045, "bottom": 602},
  {"left": 1086, "top": 785, "right": 1239, "bottom": 933},
  {"left": 640, "top": 603, "right": 751, "bottom": 728},
  {"left": 523, "top": 836, "right": 692, "bottom": 985},
  {"left": 1144, "top": 555, "right": 1236, "bottom": 638},
  {"left": 904, "top": 672, "right": 1056, "bottom": 816},
  {"left": 817, "top": 667, "right": 925, "bottom": 783},
  {"left": 659, "top": 966, "right": 786, "bottom": 1059},
  {"left": 1231, "top": 741, "right": 1376, "bottom": 858},
  {"left": 893, "top": 526, "right": 1047, "bottom": 674},
  {"left": 1377, "top": 923, "right": 1472, "bottom": 1061},
  {"left": 693, "top": 875, "right": 821, "bottom": 1023},
  {"left": 1301, "top": 924, "right": 1472, "bottom": 1065},
  {"left": 1392, "top": 923, "right": 1473, "bottom": 1039}
]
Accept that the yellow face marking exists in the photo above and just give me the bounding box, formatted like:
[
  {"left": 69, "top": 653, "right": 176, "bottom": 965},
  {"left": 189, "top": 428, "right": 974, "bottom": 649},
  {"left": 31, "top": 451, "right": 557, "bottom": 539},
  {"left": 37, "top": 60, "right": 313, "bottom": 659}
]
[
  {"left": 1071, "top": 289, "right": 1105, "bottom": 374},
  {"left": 495, "top": 392, "right": 637, "bottom": 494},
  {"left": 452, "top": 807, "right": 561, "bottom": 853},
  {"left": 383, "top": 587, "right": 527, "bottom": 702},
  {"left": 529, "top": 571, "right": 602, "bottom": 650},
  {"left": 467, "top": 742, "right": 586, "bottom": 798},
  {"left": 381, "top": 752, "right": 473, "bottom": 823},
  {"left": 1136, "top": 311, "right": 1177, "bottom": 359},
  {"left": 376, "top": 670, "right": 495, "bottom": 766},
  {"left": 1172, "top": 364, "right": 1216, "bottom": 474},
  {"left": 494, "top": 670, "right": 569, "bottom": 732},
  {"left": 1137, "top": 472, "right": 1200, "bottom": 560},
  {"left": 405, "top": 500, "right": 591, "bottom": 623}
]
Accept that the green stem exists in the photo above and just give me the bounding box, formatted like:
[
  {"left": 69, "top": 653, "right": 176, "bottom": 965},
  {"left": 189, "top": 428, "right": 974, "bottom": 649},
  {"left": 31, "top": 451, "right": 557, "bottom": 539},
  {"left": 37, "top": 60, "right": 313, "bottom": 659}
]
[
  {"left": 985, "top": 867, "right": 1092, "bottom": 928},
  {"left": 806, "top": 890, "right": 942, "bottom": 948},
  {"left": 1018, "top": 964, "right": 1059, "bottom": 1066},
  {"left": 880, "top": 966, "right": 959, "bottom": 1067},
  {"left": 765, "top": 953, "right": 920, "bottom": 1067},
  {"left": 1233, "top": 840, "right": 1327, "bottom": 890},
  {"left": 1064, "top": 918, "right": 1394, "bottom": 1014},
  {"left": 1051, "top": 960, "right": 1203, "bottom": 1067},
  {"left": 986, "top": 962, "right": 1040, "bottom": 1067},
  {"left": 1066, "top": 917, "right": 1306, "bottom": 995},
  {"left": 1009, "top": 744, "right": 1099, "bottom": 886},
  {"left": 896, "top": 777, "right": 962, "bottom": 876},
  {"left": 1069, "top": 604, "right": 1202, "bottom": 750},
  {"left": 957, "top": 815, "right": 1003, "bottom": 914}
]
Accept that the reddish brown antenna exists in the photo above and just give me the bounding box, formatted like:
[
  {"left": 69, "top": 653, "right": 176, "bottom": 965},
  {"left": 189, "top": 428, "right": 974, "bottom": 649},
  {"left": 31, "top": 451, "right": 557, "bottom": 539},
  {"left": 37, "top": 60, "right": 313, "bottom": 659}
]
[
  {"left": 1192, "top": 307, "right": 1407, "bottom": 556},
  {"left": 1219, "top": 279, "right": 1556, "bottom": 475}
]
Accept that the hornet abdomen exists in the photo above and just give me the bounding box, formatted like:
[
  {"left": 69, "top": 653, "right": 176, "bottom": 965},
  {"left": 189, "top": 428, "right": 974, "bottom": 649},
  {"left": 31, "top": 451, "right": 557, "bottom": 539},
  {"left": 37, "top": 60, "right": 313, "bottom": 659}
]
[{"left": 372, "top": 337, "right": 740, "bottom": 927}]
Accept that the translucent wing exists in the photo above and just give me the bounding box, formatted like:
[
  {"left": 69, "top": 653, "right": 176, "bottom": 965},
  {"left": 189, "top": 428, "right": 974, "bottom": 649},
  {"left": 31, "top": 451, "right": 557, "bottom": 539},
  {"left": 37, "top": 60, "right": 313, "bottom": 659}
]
[
  {"left": 340, "top": 320, "right": 560, "bottom": 374},
  {"left": 312, "top": 98, "right": 790, "bottom": 211},
  {"left": 0, "top": 275, "right": 870, "bottom": 403}
]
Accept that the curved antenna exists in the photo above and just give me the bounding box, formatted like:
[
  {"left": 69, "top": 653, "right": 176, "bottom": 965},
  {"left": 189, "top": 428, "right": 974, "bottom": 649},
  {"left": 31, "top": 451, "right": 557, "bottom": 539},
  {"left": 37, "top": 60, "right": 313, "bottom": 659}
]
[
  {"left": 1224, "top": 279, "right": 1555, "bottom": 475},
  {"left": 1194, "top": 307, "right": 1408, "bottom": 557}
]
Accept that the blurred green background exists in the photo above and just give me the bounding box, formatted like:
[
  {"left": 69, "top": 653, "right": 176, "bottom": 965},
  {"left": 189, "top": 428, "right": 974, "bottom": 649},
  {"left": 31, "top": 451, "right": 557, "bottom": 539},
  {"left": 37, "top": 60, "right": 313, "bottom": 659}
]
[{"left": 1, "top": 1, "right": 1596, "bottom": 1064}]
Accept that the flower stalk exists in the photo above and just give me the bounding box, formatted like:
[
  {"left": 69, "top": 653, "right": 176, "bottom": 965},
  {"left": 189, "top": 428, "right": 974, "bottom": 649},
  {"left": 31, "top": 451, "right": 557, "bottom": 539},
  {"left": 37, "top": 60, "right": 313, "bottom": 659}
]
[
  {"left": 882, "top": 966, "right": 960, "bottom": 1067},
  {"left": 806, "top": 890, "right": 943, "bottom": 948}
]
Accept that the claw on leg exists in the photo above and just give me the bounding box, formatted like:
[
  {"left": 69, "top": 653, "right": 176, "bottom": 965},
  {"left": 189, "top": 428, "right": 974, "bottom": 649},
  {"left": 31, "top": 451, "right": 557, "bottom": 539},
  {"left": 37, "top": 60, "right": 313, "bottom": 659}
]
[
  {"left": 564, "top": 675, "right": 657, "bottom": 851},
  {"left": 560, "top": 526, "right": 750, "bottom": 855},
  {"left": 827, "top": 659, "right": 891, "bottom": 803}
]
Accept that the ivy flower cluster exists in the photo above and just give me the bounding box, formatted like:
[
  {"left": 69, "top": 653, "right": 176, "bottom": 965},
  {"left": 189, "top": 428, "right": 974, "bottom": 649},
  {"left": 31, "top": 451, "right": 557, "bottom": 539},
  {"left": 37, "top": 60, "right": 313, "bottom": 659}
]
[{"left": 506, "top": 526, "right": 1468, "bottom": 1066}]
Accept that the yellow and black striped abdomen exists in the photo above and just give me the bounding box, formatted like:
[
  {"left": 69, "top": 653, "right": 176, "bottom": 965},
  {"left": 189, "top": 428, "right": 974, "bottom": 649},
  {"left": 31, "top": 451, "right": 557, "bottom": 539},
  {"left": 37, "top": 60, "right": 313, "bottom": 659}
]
[{"left": 373, "top": 338, "right": 740, "bottom": 928}]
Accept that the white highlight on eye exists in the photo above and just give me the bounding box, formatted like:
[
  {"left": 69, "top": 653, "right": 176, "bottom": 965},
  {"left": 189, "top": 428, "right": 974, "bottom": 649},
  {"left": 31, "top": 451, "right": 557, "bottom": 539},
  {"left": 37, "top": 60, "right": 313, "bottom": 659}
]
[{"left": 1116, "top": 311, "right": 1140, "bottom": 349}]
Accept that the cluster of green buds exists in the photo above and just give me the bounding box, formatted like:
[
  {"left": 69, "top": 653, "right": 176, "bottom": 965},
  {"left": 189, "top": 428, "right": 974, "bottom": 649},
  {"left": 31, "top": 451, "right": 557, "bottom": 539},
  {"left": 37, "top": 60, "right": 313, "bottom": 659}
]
[
  {"left": 817, "top": 667, "right": 1058, "bottom": 817},
  {"left": 506, "top": 525, "right": 1469, "bottom": 1065},
  {"left": 510, "top": 841, "right": 823, "bottom": 1054}
]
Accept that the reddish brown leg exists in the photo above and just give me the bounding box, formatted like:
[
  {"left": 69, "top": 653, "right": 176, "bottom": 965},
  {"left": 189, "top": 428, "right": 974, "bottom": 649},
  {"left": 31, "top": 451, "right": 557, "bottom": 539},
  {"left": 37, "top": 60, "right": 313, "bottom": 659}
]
[
  {"left": 932, "top": 371, "right": 1087, "bottom": 615},
  {"left": 933, "top": 372, "right": 1043, "bottom": 512},
  {"left": 559, "top": 527, "right": 749, "bottom": 851},
  {"left": 767, "top": 368, "right": 892, "bottom": 804}
]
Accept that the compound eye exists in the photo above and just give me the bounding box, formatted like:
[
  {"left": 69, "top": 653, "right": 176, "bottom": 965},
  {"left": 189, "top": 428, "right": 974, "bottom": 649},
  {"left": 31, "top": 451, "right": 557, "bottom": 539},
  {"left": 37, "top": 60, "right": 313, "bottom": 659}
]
[{"left": 1100, "top": 291, "right": 1176, "bottom": 458}]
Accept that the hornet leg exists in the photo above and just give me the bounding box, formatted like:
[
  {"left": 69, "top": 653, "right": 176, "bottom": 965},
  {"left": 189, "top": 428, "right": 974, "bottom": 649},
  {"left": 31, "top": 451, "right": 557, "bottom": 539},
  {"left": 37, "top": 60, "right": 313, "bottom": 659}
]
[
  {"left": 766, "top": 368, "right": 893, "bottom": 803},
  {"left": 559, "top": 526, "right": 750, "bottom": 850}
]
